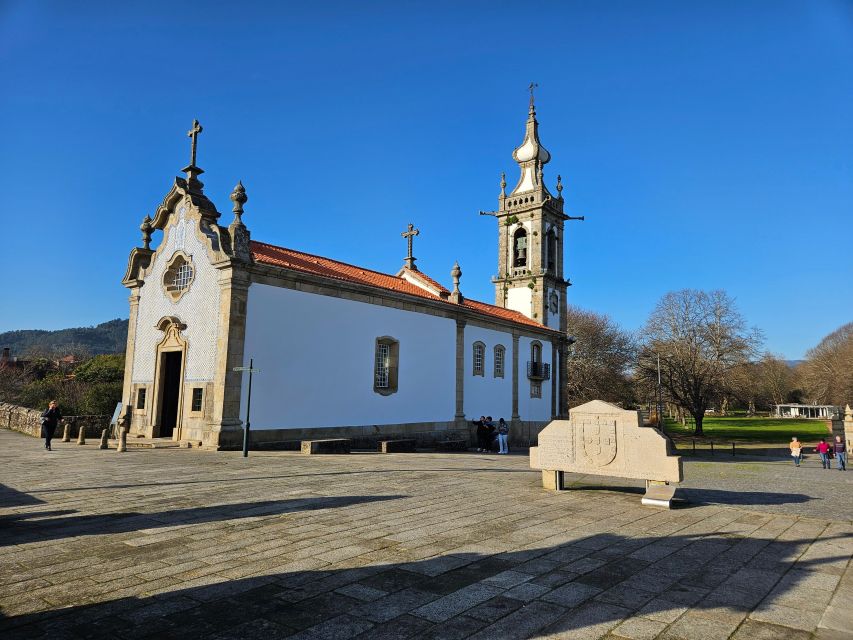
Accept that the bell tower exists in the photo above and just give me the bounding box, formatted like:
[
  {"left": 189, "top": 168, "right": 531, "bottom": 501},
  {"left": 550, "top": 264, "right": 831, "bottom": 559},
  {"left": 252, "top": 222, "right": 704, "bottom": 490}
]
[{"left": 486, "top": 87, "right": 571, "bottom": 332}]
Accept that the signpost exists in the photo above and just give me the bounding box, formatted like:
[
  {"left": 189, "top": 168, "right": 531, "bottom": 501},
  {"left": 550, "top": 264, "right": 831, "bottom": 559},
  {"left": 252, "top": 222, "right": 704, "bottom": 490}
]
[{"left": 233, "top": 359, "right": 260, "bottom": 458}]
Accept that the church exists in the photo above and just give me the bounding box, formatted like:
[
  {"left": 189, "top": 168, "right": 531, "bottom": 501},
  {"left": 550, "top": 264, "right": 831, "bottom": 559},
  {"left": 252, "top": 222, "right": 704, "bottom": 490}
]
[{"left": 120, "top": 94, "right": 574, "bottom": 450}]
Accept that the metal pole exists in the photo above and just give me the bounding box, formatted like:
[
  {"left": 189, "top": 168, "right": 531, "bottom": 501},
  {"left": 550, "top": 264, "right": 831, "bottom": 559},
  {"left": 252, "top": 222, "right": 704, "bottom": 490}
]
[
  {"left": 243, "top": 358, "right": 253, "bottom": 458},
  {"left": 656, "top": 354, "right": 662, "bottom": 429}
]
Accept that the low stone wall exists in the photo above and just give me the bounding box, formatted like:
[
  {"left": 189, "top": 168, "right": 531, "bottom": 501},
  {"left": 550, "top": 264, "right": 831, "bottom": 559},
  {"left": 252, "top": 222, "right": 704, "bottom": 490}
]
[
  {"left": 215, "top": 418, "right": 550, "bottom": 451},
  {"left": 0, "top": 403, "right": 109, "bottom": 439}
]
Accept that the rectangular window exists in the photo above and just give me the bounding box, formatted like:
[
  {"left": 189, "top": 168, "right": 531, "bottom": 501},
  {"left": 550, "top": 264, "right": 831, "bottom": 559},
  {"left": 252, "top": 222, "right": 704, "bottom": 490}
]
[
  {"left": 473, "top": 343, "right": 485, "bottom": 376},
  {"left": 191, "top": 388, "right": 203, "bottom": 412},
  {"left": 136, "top": 388, "right": 146, "bottom": 410},
  {"left": 531, "top": 382, "right": 542, "bottom": 399},
  {"left": 375, "top": 343, "right": 390, "bottom": 388},
  {"left": 374, "top": 338, "right": 399, "bottom": 395},
  {"left": 494, "top": 346, "right": 505, "bottom": 378}
]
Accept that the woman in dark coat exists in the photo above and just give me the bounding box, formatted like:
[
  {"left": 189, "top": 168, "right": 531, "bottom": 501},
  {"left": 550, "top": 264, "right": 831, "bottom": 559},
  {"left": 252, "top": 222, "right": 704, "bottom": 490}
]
[{"left": 41, "top": 400, "right": 61, "bottom": 451}]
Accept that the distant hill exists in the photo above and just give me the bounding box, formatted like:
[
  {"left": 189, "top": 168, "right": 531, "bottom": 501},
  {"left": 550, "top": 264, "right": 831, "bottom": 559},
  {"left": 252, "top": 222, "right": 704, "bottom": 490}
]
[{"left": 0, "top": 319, "right": 128, "bottom": 357}]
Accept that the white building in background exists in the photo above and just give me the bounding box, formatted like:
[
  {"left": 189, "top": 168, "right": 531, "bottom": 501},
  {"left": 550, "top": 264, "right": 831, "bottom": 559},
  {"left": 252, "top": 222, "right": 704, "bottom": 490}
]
[
  {"left": 120, "top": 98, "right": 575, "bottom": 449},
  {"left": 772, "top": 404, "right": 840, "bottom": 420}
]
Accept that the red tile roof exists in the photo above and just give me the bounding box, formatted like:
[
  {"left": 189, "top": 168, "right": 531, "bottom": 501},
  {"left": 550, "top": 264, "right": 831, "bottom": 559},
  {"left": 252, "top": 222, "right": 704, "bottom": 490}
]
[{"left": 250, "top": 240, "right": 558, "bottom": 333}]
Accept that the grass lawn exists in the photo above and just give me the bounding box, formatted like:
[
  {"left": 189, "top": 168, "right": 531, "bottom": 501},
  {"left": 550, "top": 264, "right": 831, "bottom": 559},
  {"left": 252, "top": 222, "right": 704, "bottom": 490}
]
[{"left": 663, "top": 416, "right": 833, "bottom": 443}]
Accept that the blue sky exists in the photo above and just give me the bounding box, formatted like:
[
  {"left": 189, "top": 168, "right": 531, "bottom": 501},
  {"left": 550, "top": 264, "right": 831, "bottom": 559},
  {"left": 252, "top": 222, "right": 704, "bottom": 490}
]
[{"left": 1, "top": 0, "right": 851, "bottom": 359}]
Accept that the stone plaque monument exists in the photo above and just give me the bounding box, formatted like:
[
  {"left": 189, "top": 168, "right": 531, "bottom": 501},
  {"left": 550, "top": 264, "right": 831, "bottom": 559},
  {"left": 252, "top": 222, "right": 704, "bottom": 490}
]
[{"left": 530, "top": 400, "right": 683, "bottom": 508}]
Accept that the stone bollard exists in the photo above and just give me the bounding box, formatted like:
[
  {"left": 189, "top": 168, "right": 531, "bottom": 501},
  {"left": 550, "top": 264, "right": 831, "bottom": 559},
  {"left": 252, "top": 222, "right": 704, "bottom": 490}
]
[
  {"left": 77, "top": 425, "right": 86, "bottom": 445},
  {"left": 62, "top": 423, "right": 71, "bottom": 442},
  {"left": 117, "top": 427, "right": 127, "bottom": 453},
  {"left": 99, "top": 428, "right": 109, "bottom": 450}
]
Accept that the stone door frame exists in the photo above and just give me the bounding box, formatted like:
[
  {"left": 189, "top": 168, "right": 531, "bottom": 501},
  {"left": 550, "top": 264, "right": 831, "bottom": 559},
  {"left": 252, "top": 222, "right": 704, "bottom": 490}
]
[{"left": 151, "top": 316, "right": 188, "bottom": 440}]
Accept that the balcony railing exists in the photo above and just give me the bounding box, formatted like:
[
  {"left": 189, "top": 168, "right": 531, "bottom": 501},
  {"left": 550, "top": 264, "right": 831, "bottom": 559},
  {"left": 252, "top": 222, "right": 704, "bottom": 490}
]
[{"left": 527, "top": 361, "right": 550, "bottom": 380}]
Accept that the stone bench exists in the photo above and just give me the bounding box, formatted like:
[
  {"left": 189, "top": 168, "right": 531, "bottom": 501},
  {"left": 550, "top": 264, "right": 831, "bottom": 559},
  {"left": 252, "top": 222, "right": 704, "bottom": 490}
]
[
  {"left": 301, "top": 439, "right": 351, "bottom": 455},
  {"left": 434, "top": 439, "right": 468, "bottom": 452},
  {"left": 378, "top": 439, "right": 417, "bottom": 453}
]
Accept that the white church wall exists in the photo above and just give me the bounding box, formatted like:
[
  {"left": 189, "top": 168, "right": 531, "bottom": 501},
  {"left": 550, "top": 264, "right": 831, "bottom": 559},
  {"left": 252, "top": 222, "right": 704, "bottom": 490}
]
[
  {"left": 506, "top": 287, "right": 532, "bottom": 318},
  {"left": 241, "top": 284, "right": 456, "bottom": 429},
  {"left": 131, "top": 208, "right": 220, "bottom": 384},
  {"left": 463, "top": 325, "right": 513, "bottom": 422},
  {"left": 517, "top": 336, "right": 552, "bottom": 421}
]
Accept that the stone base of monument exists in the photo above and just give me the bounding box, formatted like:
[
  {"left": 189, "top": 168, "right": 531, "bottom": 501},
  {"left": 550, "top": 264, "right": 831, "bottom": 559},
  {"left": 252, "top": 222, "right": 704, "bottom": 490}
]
[
  {"left": 641, "top": 481, "right": 677, "bottom": 509},
  {"left": 531, "top": 400, "right": 683, "bottom": 509}
]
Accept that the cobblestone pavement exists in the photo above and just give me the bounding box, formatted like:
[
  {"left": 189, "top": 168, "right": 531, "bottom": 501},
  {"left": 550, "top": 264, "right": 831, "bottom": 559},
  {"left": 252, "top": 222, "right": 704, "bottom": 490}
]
[{"left": 1, "top": 429, "right": 851, "bottom": 639}]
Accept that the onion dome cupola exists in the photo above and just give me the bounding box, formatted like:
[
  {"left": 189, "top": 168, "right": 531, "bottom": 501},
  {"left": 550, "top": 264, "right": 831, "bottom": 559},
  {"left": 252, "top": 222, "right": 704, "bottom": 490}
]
[{"left": 510, "top": 84, "right": 551, "bottom": 196}]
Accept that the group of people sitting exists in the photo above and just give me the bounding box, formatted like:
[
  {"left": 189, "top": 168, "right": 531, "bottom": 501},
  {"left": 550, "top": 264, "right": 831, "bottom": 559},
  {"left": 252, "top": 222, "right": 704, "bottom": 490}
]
[{"left": 472, "top": 416, "right": 510, "bottom": 454}]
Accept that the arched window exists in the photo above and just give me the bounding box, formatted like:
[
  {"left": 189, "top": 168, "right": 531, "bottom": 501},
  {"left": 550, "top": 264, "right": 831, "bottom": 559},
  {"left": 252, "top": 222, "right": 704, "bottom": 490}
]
[
  {"left": 531, "top": 341, "right": 542, "bottom": 364},
  {"left": 546, "top": 229, "right": 557, "bottom": 273},
  {"left": 374, "top": 336, "right": 399, "bottom": 395},
  {"left": 472, "top": 342, "right": 485, "bottom": 376},
  {"left": 513, "top": 228, "right": 528, "bottom": 268},
  {"left": 493, "top": 345, "right": 505, "bottom": 378}
]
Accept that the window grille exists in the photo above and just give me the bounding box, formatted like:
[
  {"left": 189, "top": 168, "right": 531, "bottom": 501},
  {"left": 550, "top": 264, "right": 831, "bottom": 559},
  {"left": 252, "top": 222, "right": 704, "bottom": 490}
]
[
  {"left": 473, "top": 342, "right": 485, "bottom": 376},
  {"left": 494, "top": 345, "right": 505, "bottom": 378},
  {"left": 172, "top": 262, "right": 193, "bottom": 291},
  {"left": 136, "top": 388, "right": 146, "bottom": 409},
  {"left": 191, "top": 388, "right": 203, "bottom": 412},
  {"left": 375, "top": 342, "right": 390, "bottom": 389},
  {"left": 531, "top": 381, "right": 542, "bottom": 398}
]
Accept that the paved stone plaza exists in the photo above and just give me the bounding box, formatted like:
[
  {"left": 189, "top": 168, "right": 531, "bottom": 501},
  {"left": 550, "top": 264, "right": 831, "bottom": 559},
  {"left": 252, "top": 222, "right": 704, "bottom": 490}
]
[{"left": 1, "top": 429, "right": 851, "bottom": 639}]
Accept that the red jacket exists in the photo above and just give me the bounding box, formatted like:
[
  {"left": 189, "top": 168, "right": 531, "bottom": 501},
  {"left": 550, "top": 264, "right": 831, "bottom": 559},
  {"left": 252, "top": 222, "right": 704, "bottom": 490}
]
[{"left": 816, "top": 442, "right": 830, "bottom": 454}]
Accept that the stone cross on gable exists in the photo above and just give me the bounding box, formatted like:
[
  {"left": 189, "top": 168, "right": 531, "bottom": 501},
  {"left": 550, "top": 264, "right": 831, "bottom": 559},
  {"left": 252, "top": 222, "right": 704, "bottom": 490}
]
[
  {"left": 187, "top": 119, "right": 203, "bottom": 167},
  {"left": 401, "top": 223, "right": 419, "bottom": 270}
]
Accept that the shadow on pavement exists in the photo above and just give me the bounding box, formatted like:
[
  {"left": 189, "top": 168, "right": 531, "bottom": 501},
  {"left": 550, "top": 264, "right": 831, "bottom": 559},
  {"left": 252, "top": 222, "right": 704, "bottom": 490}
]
[
  {"left": 1, "top": 528, "right": 850, "bottom": 639},
  {"left": 0, "top": 495, "right": 405, "bottom": 548},
  {"left": 0, "top": 483, "right": 45, "bottom": 507}
]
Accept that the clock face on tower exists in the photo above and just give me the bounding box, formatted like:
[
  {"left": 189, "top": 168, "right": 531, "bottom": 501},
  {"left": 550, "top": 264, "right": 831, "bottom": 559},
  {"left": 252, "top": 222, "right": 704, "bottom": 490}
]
[{"left": 549, "top": 291, "right": 559, "bottom": 314}]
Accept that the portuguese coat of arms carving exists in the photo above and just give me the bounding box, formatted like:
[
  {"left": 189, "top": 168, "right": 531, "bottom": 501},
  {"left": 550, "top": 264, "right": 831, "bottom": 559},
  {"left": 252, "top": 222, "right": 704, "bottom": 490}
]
[{"left": 581, "top": 420, "right": 617, "bottom": 466}]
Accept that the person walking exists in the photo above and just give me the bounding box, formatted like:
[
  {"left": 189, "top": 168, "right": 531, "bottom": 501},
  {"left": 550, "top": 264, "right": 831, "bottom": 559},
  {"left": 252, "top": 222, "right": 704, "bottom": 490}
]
[
  {"left": 816, "top": 438, "right": 831, "bottom": 469},
  {"left": 40, "top": 400, "right": 61, "bottom": 451},
  {"left": 497, "top": 418, "right": 509, "bottom": 454},
  {"left": 834, "top": 435, "right": 847, "bottom": 471},
  {"left": 789, "top": 437, "right": 802, "bottom": 467}
]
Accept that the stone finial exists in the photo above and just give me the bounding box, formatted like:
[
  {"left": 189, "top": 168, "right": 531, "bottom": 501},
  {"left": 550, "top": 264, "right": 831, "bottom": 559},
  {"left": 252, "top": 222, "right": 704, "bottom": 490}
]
[
  {"left": 556, "top": 174, "right": 563, "bottom": 199},
  {"left": 450, "top": 261, "right": 463, "bottom": 304},
  {"left": 140, "top": 215, "right": 153, "bottom": 250},
  {"left": 500, "top": 172, "right": 507, "bottom": 198},
  {"left": 845, "top": 404, "right": 852, "bottom": 420},
  {"left": 230, "top": 180, "right": 247, "bottom": 225}
]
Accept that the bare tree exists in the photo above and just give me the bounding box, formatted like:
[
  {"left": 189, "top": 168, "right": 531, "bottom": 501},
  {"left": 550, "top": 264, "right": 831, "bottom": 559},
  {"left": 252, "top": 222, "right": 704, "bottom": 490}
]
[
  {"left": 800, "top": 322, "right": 853, "bottom": 406},
  {"left": 566, "top": 306, "right": 635, "bottom": 407},
  {"left": 637, "top": 289, "right": 762, "bottom": 435}
]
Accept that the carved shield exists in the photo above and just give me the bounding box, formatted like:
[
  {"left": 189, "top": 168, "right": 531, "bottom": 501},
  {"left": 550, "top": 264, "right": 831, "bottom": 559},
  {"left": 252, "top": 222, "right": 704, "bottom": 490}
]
[{"left": 581, "top": 420, "right": 617, "bottom": 466}]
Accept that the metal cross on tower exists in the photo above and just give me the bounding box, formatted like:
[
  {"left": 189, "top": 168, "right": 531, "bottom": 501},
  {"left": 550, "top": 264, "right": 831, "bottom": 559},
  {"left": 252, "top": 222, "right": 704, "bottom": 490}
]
[
  {"left": 528, "top": 82, "right": 538, "bottom": 109},
  {"left": 401, "top": 223, "right": 420, "bottom": 270},
  {"left": 187, "top": 119, "right": 203, "bottom": 167}
]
